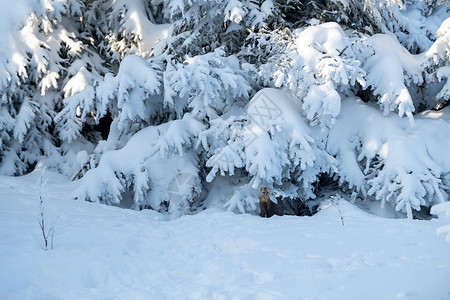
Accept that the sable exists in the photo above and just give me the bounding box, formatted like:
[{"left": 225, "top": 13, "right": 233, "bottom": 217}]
[{"left": 259, "top": 187, "right": 282, "bottom": 218}]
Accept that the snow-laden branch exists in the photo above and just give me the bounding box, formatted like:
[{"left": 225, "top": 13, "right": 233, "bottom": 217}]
[{"left": 328, "top": 98, "right": 450, "bottom": 218}]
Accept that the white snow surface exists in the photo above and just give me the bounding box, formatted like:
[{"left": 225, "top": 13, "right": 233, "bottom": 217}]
[{"left": 1, "top": 170, "right": 450, "bottom": 299}]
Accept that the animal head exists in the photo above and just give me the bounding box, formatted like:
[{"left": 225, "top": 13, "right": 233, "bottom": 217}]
[{"left": 260, "top": 187, "right": 270, "bottom": 200}]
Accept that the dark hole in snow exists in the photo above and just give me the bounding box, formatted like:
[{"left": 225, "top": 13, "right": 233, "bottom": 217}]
[
  {"left": 116, "top": 190, "right": 134, "bottom": 209},
  {"left": 412, "top": 205, "right": 433, "bottom": 220},
  {"left": 94, "top": 112, "right": 113, "bottom": 140}
]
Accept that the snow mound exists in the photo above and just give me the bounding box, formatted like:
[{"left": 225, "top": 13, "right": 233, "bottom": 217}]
[
  {"left": 316, "top": 197, "right": 374, "bottom": 221},
  {"left": 431, "top": 202, "right": 450, "bottom": 242},
  {"left": 72, "top": 113, "right": 204, "bottom": 215}
]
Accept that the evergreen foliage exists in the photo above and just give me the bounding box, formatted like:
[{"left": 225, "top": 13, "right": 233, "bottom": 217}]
[{"left": 1, "top": 0, "right": 449, "bottom": 217}]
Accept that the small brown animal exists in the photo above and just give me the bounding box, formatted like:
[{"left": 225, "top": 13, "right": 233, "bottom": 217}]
[{"left": 259, "top": 187, "right": 282, "bottom": 218}]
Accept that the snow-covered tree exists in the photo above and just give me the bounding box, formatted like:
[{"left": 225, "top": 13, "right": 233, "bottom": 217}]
[
  {"left": 204, "top": 88, "right": 336, "bottom": 213},
  {"left": 1, "top": 0, "right": 450, "bottom": 217},
  {"left": 259, "top": 22, "right": 366, "bottom": 129},
  {"left": 0, "top": 0, "right": 107, "bottom": 175}
]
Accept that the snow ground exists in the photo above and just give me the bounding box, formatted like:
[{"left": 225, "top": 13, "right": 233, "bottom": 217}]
[{"left": 1, "top": 170, "right": 450, "bottom": 300}]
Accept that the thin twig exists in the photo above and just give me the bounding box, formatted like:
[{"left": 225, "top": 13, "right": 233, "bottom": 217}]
[{"left": 331, "top": 195, "right": 345, "bottom": 226}]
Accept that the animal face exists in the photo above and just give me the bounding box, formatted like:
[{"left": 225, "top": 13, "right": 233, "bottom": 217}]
[{"left": 260, "top": 187, "right": 270, "bottom": 198}]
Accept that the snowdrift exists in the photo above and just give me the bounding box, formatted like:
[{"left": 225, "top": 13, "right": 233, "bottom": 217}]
[{"left": 1, "top": 171, "right": 450, "bottom": 299}]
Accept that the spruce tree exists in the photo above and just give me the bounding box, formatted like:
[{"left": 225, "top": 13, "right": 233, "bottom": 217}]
[{"left": 1, "top": 0, "right": 449, "bottom": 217}]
